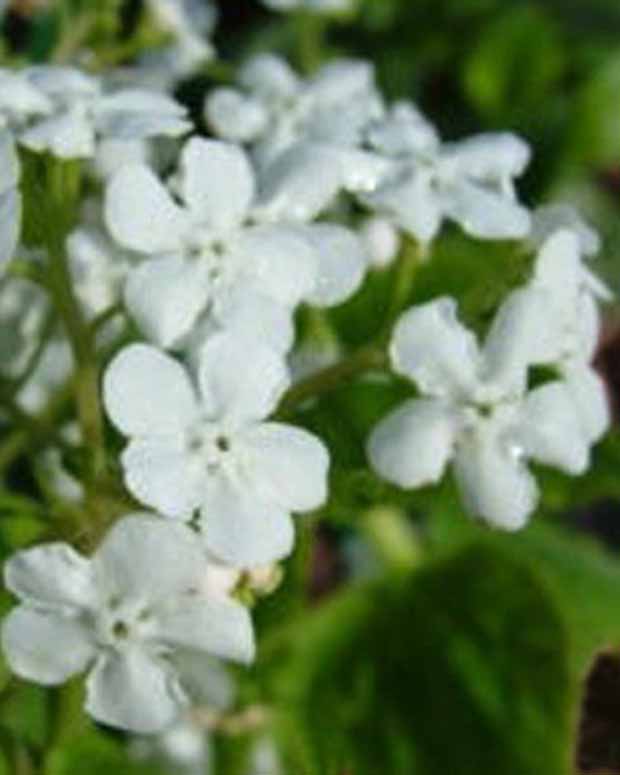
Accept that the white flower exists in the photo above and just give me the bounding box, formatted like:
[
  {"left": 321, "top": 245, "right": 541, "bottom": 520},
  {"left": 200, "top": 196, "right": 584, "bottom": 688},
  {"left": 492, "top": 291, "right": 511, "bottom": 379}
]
[
  {"left": 105, "top": 137, "right": 366, "bottom": 351},
  {"left": 368, "top": 291, "right": 599, "bottom": 530},
  {"left": 206, "top": 55, "right": 383, "bottom": 169},
  {"left": 522, "top": 229, "right": 611, "bottom": 446},
  {"left": 103, "top": 336, "right": 329, "bottom": 567},
  {"left": 361, "top": 101, "right": 532, "bottom": 244},
  {"left": 262, "top": 0, "right": 352, "bottom": 13},
  {"left": 18, "top": 66, "right": 190, "bottom": 159},
  {"left": 0, "top": 130, "right": 21, "bottom": 271},
  {"left": 1, "top": 515, "right": 254, "bottom": 733}
]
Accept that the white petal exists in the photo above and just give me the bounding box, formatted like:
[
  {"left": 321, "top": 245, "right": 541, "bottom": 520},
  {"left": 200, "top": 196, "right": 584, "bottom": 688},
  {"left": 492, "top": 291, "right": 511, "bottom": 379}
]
[
  {"left": 514, "top": 382, "right": 590, "bottom": 474},
  {"left": 307, "top": 59, "right": 375, "bottom": 105},
  {"left": 121, "top": 438, "right": 201, "bottom": 519},
  {"left": 0, "top": 71, "right": 51, "bottom": 117},
  {"left": 0, "top": 189, "right": 20, "bottom": 270},
  {"left": 20, "top": 110, "right": 96, "bottom": 159},
  {"left": 2, "top": 608, "right": 95, "bottom": 685},
  {"left": 26, "top": 65, "right": 99, "bottom": 97},
  {"left": 178, "top": 138, "right": 254, "bottom": 229},
  {"left": 482, "top": 287, "right": 550, "bottom": 395},
  {"left": 239, "top": 54, "right": 299, "bottom": 101},
  {"left": 532, "top": 230, "right": 582, "bottom": 317},
  {"left": 453, "top": 423, "right": 538, "bottom": 530},
  {"left": 124, "top": 255, "right": 211, "bottom": 348},
  {"left": 104, "top": 343, "right": 198, "bottom": 436},
  {"left": 94, "top": 515, "right": 209, "bottom": 602},
  {"left": 529, "top": 204, "right": 601, "bottom": 257},
  {"left": 171, "top": 651, "right": 235, "bottom": 708},
  {"left": 85, "top": 651, "right": 183, "bottom": 733},
  {"left": 105, "top": 164, "right": 189, "bottom": 253},
  {"left": 94, "top": 89, "right": 187, "bottom": 116},
  {"left": 5, "top": 543, "right": 96, "bottom": 612},
  {"left": 361, "top": 217, "right": 400, "bottom": 269},
  {"left": 562, "top": 364, "right": 610, "bottom": 445},
  {"left": 205, "top": 89, "right": 268, "bottom": 142},
  {"left": 236, "top": 225, "right": 318, "bottom": 307},
  {"left": 443, "top": 180, "right": 531, "bottom": 240},
  {"left": 214, "top": 288, "right": 295, "bottom": 355},
  {"left": 201, "top": 478, "right": 295, "bottom": 567},
  {"left": 444, "top": 133, "right": 531, "bottom": 180},
  {"left": 297, "top": 224, "right": 367, "bottom": 306},
  {"left": 0, "top": 130, "right": 19, "bottom": 192},
  {"left": 367, "top": 398, "right": 459, "bottom": 488},
  {"left": 154, "top": 598, "right": 255, "bottom": 664},
  {"left": 363, "top": 168, "right": 442, "bottom": 244},
  {"left": 95, "top": 110, "right": 190, "bottom": 141},
  {"left": 390, "top": 298, "right": 481, "bottom": 399},
  {"left": 240, "top": 422, "right": 329, "bottom": 511},
  {"left": 368, "top": 101, "right": 439, "bottom": 156},
  {"left": 197, "top": 333, "right": 290, "bottom": 423}
]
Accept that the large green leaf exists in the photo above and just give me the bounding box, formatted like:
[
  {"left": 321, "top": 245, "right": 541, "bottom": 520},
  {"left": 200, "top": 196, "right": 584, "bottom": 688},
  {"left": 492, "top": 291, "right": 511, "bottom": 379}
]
[{"left": 269, "top": 544, "right": 574, "bottom": 775}]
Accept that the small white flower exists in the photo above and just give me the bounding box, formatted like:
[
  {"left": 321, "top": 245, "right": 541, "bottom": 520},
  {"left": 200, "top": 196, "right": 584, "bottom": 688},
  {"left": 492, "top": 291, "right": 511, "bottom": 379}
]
[
  {"left": 105, "top": 137, "right": 366, "bottom": 351},
  {"left": 18, "top": 66, "right": 190, "bottom": 159},
  {"left": 1, "top": 515, "right": 254, "bottom": 733},
  {"left": 362, "top": 101, "right": 532, "bottom": 244},
  {"left": 103, "top": 336, "right": 330, "bottom": 567},
  {"left": 0, "top": 130, "right": 21, "bottom": 271},
  {"left": 262, "top": 0, "right": 352, "bottom": 12},
  {"left": 206, "top": 55, "right": 383, "bottom": 169},
  {"left": 368, "top": 291, "right": 599, "bottom": 530}
]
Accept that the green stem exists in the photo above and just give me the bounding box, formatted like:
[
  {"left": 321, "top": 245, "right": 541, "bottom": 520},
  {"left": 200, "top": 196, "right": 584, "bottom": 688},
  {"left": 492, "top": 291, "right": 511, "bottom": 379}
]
[
  {"left": 277, "top": 344, "right": 387, "bottom": 417},
  {"left": 295, "top": 11, "right": 327, "bottom": 74},
  {"left": 381, "top": 238, "right": 422, "bottom": 338}
]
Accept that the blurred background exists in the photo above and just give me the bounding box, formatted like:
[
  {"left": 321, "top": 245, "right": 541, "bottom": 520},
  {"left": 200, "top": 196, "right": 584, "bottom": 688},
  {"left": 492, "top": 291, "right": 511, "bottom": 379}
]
[{"left": 3, "top": 1, "right": 620, "bottom": 773}]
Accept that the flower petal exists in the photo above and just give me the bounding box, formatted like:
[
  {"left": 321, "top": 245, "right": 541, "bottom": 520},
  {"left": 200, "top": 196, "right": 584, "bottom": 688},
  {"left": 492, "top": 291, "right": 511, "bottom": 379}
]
[
  {"left": 201, "top": 478, "right": 295, "bottom": 567},
  {"left": 5, "top": 543, "right": 96, "bottom": 612},
  {"left": 213, "top": 288, "right": 295, "bottom": 355},
  {"left": 105, "top": 164, "right": 189, "bottom": 253},
  {"left": 205, "top": 88, "right": 268, "bottom": 142},
  {"left": 442, "top": 179, "right": 531, "bottom": 240},
  {"left": 178, "top": 138, "right": 255, "bottom": 229},
  {"left": 443, "top": 132, "right": 531, "bottom": 181},
  {"left": 94, "top": 515, "right": 209, "bottom": 603},
  {"left": 240, "top": 422, "right": 329, "bottom": 511},
  {"left": 363, "top": 168, "right": 442, "bottom": 244},
  {"left": 514, "top": 382, "right": 590, "bottom": 475},
  {"left": 0, "top": 188, "right": 20, "bottom": 270},
  {"left": 104, "top": 343, "right": 198, "bottom": 436},
  {"left": 239, "top": 54, "right": 299, "bottom": 101},
  {"left": 562, "top": 364, "right": 610, "bottom": 445},
  {"left": 453, "top": 423, "right": 538, "bottom": 531},
  {"left": 482, "top": 287, "right": 550, "bottom": 395},
  {"left": 390, "top": 298, "right": 481, "bottom": 399},
  {"left": 367, "top": 398, "right": 459, "bottom": 488},
  {"left": 154, "top": 597, "right": 255, "bottom": 664},
  {"left": 2, "top": 607, "right": 95, "bottom": 685},
  {"left": 236, "top": 225, "right": 318, "bottom": 307},
  {"left": 297, "top": 224, "right": 367, "bottom": 306},
  {"left": 124, "top": 254, "right": 212, "bottom": 348},
  {"left": 121, "top": 438, "right": 201, "bottom": 519},
  {"left": 197, "top": 333, "right": 290, "bottom": 423},
  {"left": 85, "top": 651, "right": 183, "bottom": 733}
]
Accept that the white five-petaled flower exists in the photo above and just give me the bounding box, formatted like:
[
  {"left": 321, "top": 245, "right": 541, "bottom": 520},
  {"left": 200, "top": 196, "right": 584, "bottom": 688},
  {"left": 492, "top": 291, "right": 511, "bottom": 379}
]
[
  {"left": 15, "top": 66, "right": 190, "bottom": 159},
  {"left": 1, "top": 515, "right": 254, "bottom": 733},
  {"left": 206, "top": 54, "right": 383, "bottom": 170},
  {"left": 368, "top": 289, "right": 601, "bottom": 530},
  {"left": 0, "top": 129, "right": 21, "bottom": 270},
  {"left": 103, "top": 336, "right": 329, "bottom": 567},
  {"left": 105, "top": 137, "right": 367, "bottom": 352},
  {"left": 361, "top": 101, "right": 532, "bottom": 244}
]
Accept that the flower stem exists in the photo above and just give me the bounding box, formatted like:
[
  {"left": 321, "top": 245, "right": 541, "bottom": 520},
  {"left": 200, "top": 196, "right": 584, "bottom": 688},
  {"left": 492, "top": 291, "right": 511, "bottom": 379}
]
[
  {"left": 381, "top": 237, "right": 423, "bottom": 337},
  {"left": 277, "top": 344, "right": 387, "bottom": 416},
  {"left": 295, "top": 11, "right": 327, "bottom": 74}
]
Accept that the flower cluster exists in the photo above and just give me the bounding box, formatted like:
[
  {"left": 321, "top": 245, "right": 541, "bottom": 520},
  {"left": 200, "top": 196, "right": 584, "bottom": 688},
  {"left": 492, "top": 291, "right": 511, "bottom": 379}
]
[{"left": 0, "top": 0, "right": 612, "bottom": 751}]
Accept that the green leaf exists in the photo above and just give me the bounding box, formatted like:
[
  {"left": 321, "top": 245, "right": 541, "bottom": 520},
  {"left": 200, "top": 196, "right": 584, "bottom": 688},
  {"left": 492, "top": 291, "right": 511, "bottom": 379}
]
[{"left": 271, "top": 544, "right": 574, "bottom": 775}]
